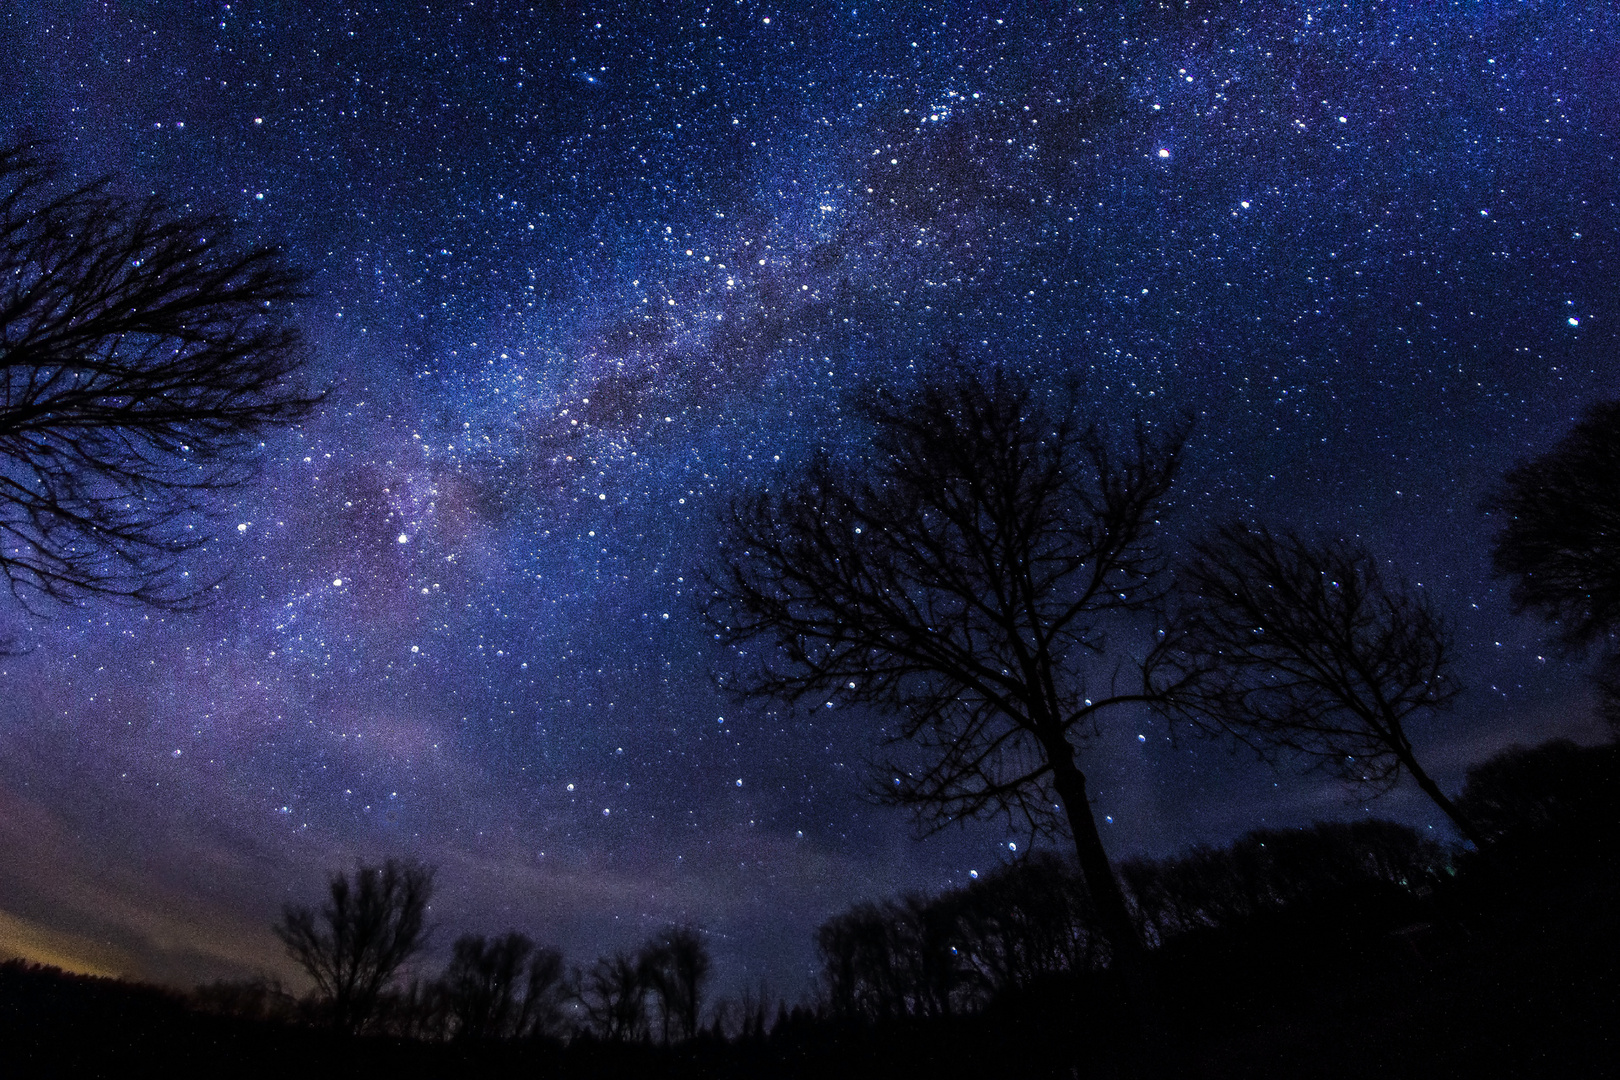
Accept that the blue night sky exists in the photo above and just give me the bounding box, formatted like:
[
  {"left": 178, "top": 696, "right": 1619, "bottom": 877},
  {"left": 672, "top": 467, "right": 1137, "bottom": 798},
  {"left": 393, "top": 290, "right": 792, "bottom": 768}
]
[{"left": 0, "top": 1, "right": 1613, "bottom": 999}]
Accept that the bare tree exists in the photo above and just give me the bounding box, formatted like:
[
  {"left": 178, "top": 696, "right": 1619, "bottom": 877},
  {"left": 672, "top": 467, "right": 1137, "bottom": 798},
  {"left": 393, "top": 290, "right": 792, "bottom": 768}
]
[
  {"left": 1484, "top": 400, "right": 1620, "bottom": 727},
  {"left": 1149, "top": 523, "right": 1486, "bottom": 848},
  {"left": 440, "top": 932, "right": 535, "bottom": 1042},
  {"left": 0, "top": 140, "right": 318, "bottom": 610},
  {"left": 705, "top": 366, "right": 1187, "bottom": 1011},
  {"left": 517, "top": 945, "right": 570, "bottom": 1040},
  {"left": 638, "top": 925, "right": 712, "bottom": 1043},
  {"left": 575, "top": 950, "right": 649, "bottom": 1041},
  {"left": 274, "top": 858, "right": 435, "bottom": 1034}
]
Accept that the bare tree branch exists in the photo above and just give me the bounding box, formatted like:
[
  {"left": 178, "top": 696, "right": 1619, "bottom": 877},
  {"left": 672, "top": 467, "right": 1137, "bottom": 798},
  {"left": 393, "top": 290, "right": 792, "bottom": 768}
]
[
  {"left": 1149, "top": 523, "right": 1484, "bottom": 847},
  {"left": 0, "top": 141, "right": 321, "bottom": 611}
]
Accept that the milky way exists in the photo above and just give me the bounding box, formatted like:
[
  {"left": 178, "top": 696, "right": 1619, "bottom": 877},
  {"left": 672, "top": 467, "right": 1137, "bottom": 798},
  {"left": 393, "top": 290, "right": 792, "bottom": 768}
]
[{"left": 0, "top": 1, "right": 1614, "bottom": 996}]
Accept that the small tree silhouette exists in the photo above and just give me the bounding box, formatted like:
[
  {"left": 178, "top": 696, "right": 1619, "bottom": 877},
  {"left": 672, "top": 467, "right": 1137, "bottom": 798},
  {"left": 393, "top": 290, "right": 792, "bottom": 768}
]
[
  {"left": 1150, "top": 523, "right": 1486, "bottom": 848},
  {"left": 0, "top": 141, "right": 318, "bottom": 610},
  {"left": 274, "top": 858, "right": 434, "bottom": 1034}
]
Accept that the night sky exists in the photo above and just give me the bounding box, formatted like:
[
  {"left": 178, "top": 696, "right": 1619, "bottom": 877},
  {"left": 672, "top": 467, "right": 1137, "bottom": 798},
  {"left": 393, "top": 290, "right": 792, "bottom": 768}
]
[{"left": 0, "top": 1, "right": 1614, "bottom": 1000}]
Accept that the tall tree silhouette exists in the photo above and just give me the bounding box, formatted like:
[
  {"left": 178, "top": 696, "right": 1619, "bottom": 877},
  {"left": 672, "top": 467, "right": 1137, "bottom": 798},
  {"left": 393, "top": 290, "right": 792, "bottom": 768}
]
[
  {"left": 576, "top": 950, "right": 649, "bottom": 1041},
  {"left": 274, "top": 858, "right": 434, "bottom": 1035},
  {"left": 1484, "top": 400, "right": 1620, "bottom": 727},
  {"left": 706, "top": 366, "right": 1187, "bottom": 1011},
  {"left": 0, "top": 141, "right": 317, "bottom": 610},
  {"left": 638, "top": 925, "right": 712, "bottom": 1042},
  {"left": 1150, "top": 523, "right": 1486, "bottom": 848}
]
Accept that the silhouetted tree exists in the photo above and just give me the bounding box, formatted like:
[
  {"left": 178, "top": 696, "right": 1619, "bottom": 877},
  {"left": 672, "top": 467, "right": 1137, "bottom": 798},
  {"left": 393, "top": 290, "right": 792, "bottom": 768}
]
[
  {"left": 953, "top": 853, "right": 1102, "bottom": 994},
  {"left": 518, "top": 945, "right": 570, "bottom": 1040},
  {"left": 817, "top": 900, "right": 924, "bottom": 1021},
  {"left": 707, "top": 366, "right": 1187, "bottom": 1010},
  {"left": 1151, "top": 523, "right": 1487, "bottom": 849},
  {"left": 638, "top": 925, "right": 712, "bottom": 1042},
  {"left": 274, "top": 858, "right": 434, "bottom": 1034},
  {"left": 440, "top": 932, "right": 535, "bottom": 1042},
  {"left": 1485, "top": 401, "right": 1620, "bottom": 728},
  {"left": 0, "top": 141, "right": 319, "bottom": 611},
  {"left": 576, "top": 950, "right": 648, "bottom": 1041}
]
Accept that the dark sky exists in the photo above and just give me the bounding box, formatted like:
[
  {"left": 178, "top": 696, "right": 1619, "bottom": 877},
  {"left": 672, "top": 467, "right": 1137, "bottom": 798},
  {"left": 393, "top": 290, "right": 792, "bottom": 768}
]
[{"left": 0, "top": 0, "right": 1614, "bottom": 999}]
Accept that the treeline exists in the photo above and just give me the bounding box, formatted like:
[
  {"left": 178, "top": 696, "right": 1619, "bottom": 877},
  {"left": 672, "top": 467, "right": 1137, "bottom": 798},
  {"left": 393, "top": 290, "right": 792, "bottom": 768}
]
[
  {"left": 815, "top": 736, "right": 1616, "bottom": 1026},
  {"left": 198, "top": 903, "right": 721, "bottom": 1047},
  {"left": 1, "top": 735, "right": 1613, "bottom": 1077},
  {"left": 185, "top": 736, "right": 1616, "bottom": 1047},
  {"left": 233, "top": 820, "right": 1444, "bottom": 1041},
  {"left": 817, "top": 819, "right": 1440, "bottom": 1022}
]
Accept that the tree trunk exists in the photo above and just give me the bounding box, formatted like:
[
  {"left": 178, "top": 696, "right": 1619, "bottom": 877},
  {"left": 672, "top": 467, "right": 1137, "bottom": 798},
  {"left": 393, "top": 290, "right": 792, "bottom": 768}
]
[
  {"left": 1402, "top": 751, "right": 1491, "bottom": 852},
  {"left": 1047, "top": 741, "right": 1163, "bottom": 1049}
]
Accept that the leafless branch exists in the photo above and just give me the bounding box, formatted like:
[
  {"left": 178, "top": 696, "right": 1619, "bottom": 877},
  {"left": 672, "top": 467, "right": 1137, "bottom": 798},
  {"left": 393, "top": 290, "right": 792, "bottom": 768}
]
[{"left": 0, "top": 141, "right": 321, "bottom": 611}]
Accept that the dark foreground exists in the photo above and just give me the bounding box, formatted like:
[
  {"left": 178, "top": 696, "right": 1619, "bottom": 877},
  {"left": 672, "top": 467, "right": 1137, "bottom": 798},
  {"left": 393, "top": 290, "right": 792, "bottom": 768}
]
[{"left": 2, "top": 819, "right": 1615, "bottom": 1078}]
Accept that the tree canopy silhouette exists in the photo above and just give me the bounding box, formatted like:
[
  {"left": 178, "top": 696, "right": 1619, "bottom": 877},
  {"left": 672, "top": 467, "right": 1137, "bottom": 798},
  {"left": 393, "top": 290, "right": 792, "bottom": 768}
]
[
  {"left": 274, "top": 858, "right": 434, "bottom": 1035},
  {"left": 1150, "top": 523, "right": 1485, "bottom": 848},
  {"left": 438, "top": 932, "right": 567, "bottom": 1042},
  {"left": 0, "top": 141, "right": 318, "bottom": 610},
  {"left": 1455, "top": 738, "right": 1620, "bottom": 850},
  {"left": 1484, "top": 400, "right": 1620, "bottom": 727},
  {"left": 705, "top": 365, "right": 1187, "bottom": 1008}
]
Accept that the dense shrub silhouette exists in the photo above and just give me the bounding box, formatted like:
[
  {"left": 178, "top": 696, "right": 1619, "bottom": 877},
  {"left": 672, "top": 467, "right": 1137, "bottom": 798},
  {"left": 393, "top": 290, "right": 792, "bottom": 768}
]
[
  {"left": 1121, "top": 819, "right": 1445, "bottom": 944},
  {"left": 436, "top": 932, "right": 568, "bottom": 1042},
  {"left": 190, "top": 976, "right": 300, "bottom": 1024},
  {"left": 1456, "top": 739, "right": 1619, "bottom": 854},
  {"left": 575, "top": 949, "right": 651, "bottom": 1041},
  {"left": 638, "top": 925, "right": 713, "bottom": 1042}
]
